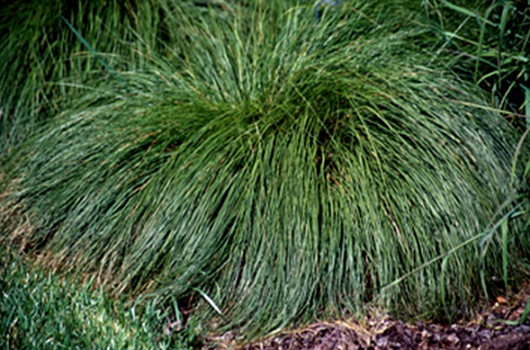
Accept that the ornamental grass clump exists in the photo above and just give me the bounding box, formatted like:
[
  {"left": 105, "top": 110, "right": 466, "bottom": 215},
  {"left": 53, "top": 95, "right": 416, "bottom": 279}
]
[{"left": 1, "top": 0, "right": 527, "bottom": 338}]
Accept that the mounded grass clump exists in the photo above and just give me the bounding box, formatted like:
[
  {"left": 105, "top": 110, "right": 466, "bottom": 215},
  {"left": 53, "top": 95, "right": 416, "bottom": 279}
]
[{"left": 1, "top": 0, "right": 527, "bottom": 339}]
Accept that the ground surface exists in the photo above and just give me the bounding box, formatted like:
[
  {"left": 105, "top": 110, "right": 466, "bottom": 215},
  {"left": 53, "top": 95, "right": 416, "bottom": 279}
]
[{"left": 206, "top": 286, "right": 530, "bottom": 350}]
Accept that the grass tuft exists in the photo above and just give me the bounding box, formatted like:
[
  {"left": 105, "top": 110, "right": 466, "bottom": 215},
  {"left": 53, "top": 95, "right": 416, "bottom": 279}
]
[{"left": 1, "top": 0, "right": 529, "bottom": 340}]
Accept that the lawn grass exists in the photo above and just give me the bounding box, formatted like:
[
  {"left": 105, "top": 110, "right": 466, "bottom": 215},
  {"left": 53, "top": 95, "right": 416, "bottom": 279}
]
[
  {"left": 0, "top": 249, "right": 204, "bottom": 350},
  {"left": 0, "top": 0, "right": 529, "bottom": 343}
]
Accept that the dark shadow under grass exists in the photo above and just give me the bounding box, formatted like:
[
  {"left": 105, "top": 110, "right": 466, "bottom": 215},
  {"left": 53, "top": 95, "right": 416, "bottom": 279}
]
[{"left": 1, "top": 0, "right": 529, "bottom": 342}]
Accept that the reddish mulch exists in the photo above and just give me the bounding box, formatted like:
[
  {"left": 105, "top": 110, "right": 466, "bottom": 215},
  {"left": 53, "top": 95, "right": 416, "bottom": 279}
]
[{"left": 206, "top": 287, "right": 530, "bottom": 350}]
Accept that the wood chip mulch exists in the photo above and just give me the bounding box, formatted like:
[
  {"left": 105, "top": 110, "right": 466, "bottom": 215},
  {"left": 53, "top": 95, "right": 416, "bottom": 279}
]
[
  {"left": 207, "top": 287, "right": 530, "bottom": 350},
  {"left": 238, "top": 317, "right": 530, "bottom": 350}
]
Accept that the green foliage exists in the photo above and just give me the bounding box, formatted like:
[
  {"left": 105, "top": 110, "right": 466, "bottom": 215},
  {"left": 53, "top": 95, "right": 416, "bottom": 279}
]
[
  {"left": 422, "top": 0, "right": 530, "bottom": 119},
  {"left": 0, "top": 0, "right": 157, "bottom": 153},
  {"left": 0, "top": 250, "right": 202, "bottom": 350},
  {"left": 2, "top": 1, "right": 526, "bottom": 339},
  {"left": 1, "top": 0, "right": 529, "bottom": 342},
  {"left": 421, "top": 2, "right": 530, "bottom": 295},
  {"left": 0, "top": 0, "right": 236, "bottom": 154}
]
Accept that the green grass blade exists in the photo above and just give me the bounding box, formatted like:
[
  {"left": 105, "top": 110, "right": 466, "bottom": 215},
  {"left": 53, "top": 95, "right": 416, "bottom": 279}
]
[
  {"left": 193, "top": 288, "right": 224, "bottom": 317},
  {"left": 510, "top": 125, "right": 530, "bottom": 188},
  {"left": 524, "top": 85, "right": 530, "bottom": 128},
  {"left": 441, "top": 255, "right": 450, "bottom": 320},
  {"left": 501, "top": 218, "right": 508, "bottom": 289},
  {"left": 60, "top": 14, "right": 131, "bottom": 93},
  {"left": 441, "top": 1, "right": 494, "bottom": 26}
]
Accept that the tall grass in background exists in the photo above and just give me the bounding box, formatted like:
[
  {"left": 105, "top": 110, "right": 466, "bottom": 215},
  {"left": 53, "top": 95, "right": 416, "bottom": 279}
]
[
  {"left": 0, "top": 0, "right": 241, "bottom": 154},
  {"left": 1, "top": 0, "right": 529, "bottom": 340},
  {"left": 421, "top": 0, "right": 529, "bottom": 120},
  {"left": 0, "top": 0, "right": 155, "bottom": 153}
]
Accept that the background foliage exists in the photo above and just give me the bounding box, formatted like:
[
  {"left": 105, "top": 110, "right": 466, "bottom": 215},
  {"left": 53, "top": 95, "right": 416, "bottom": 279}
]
[{"left": 422, "top": 0, "right": 529, "bottom": 119}]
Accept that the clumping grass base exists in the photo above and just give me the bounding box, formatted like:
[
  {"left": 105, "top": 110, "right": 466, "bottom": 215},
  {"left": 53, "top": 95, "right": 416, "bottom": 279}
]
[{"left": 1, "top": 0, "right": 528, "bottom": 339}]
